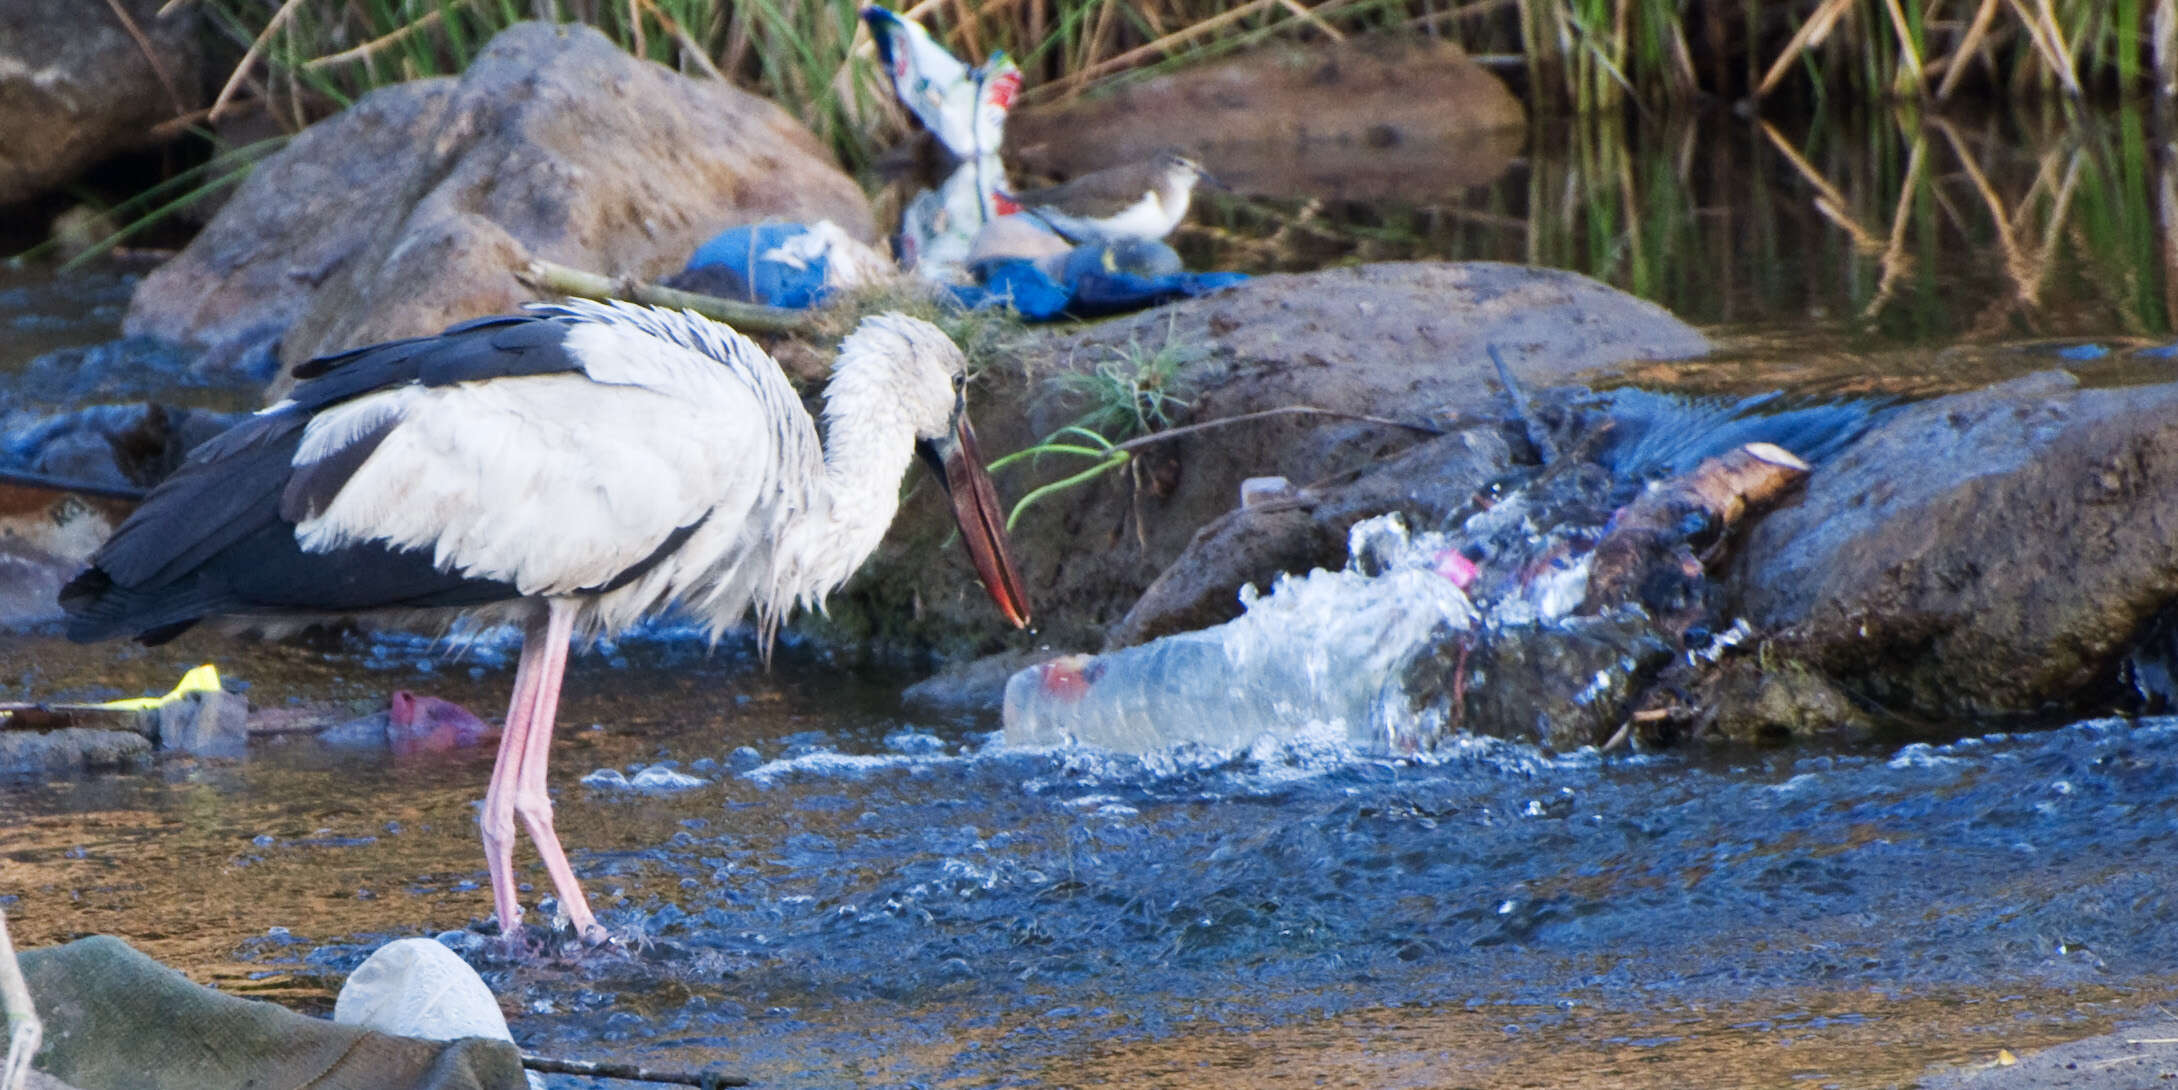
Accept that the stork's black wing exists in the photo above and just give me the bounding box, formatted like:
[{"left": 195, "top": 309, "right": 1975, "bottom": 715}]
[{"left": 60, "top": 313, "right": 589, "bottom": 644}]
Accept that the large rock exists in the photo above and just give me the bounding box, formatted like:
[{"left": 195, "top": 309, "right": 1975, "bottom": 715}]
[
  {"left": 1730, "top": 372, "right": 2178, "bottom": 719},
  {"left": 814, "top": 261, "right": 1710, "bottom": 655},
  {"left": 0, "top": 0, "right": 208, "bottom": 206},
  {"left": 1007, "top": 37, "right": 1525, "bottom": 202},
  {"left": 126, "top": 22, "right": 875, "bottom": 387}
]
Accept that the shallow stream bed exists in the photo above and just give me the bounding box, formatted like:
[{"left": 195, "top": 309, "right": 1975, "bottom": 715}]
[
  {"left": 7, "top": 103, "right": 2178, "bottom": 1088},
  {"left": 6, "top": 623, "right": 2178, "bottom": 1088}
]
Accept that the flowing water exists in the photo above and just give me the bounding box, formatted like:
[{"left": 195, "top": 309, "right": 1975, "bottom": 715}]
[{"left": 5, "top": 106, "right": 2178, "bottom": 1088}]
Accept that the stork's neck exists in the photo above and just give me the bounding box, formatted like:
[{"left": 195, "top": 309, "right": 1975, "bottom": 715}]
[{"left": 796, "top": 345, "right": 922, "bottom": 594}]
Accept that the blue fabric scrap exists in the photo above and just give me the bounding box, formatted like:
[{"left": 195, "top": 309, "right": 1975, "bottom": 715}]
[{"left": 679, "top": 224, "right": 836, "bottom": 310}]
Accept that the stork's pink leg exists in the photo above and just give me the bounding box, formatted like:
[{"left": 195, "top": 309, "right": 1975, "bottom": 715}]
[
  {"left": 478, "top": 601, "right": 606, "bottom": 944},
  {"left": 480, "top": 607, "right": 553, "bottom": 936},
  {"left": 506, "top": 602, "right": 609, "bottom": 944}
]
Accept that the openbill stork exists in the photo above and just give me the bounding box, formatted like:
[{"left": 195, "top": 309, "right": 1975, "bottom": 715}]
[{"left": 61, "top": 300, "right": 1032, "bottom": 945}]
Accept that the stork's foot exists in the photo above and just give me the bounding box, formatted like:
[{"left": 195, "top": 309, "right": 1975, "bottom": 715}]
[
  {"left": 473, "top": 914, "right": 616, "bottom": 959},
  {"left": 470, "top": 914, "right": 544, "bottom": 958}
]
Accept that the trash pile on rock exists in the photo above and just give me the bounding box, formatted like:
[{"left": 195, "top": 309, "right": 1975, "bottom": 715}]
[
  {"left": 661, "top": 6, "right": 1248, "bottom": 323},
  {"left": 1005, "top": 438, "right": 1813, "bottom": 756}
]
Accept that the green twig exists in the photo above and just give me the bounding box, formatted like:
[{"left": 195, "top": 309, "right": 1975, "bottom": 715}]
[{"left": 517, "top": 258, "right": 812, "bottom": 334}]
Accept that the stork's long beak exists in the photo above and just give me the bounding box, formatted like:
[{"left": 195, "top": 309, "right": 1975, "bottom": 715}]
[{"left": 920, "top": 414, "right": 1031, "bottom": 628}]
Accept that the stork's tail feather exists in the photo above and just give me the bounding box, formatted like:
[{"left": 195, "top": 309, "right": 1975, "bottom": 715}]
[{"left": 60, "top": 566, "right": 211, "bottom": 645}]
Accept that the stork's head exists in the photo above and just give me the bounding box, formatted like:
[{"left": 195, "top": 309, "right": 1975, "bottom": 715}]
[{"left": 840, "top": 314, "right": 1032, "bottom": 629}]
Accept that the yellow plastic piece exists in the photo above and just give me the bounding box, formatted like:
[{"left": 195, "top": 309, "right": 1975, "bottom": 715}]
[{"left": 96, "top": 664, "right": 224, "bottom": 711}]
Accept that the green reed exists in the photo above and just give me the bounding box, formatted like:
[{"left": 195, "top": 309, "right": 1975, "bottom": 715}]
[
  {"left": 161, "top": 0, "right": 2178, "bottom": 171},
  {"left": 23, "top": 1, "right": 2178, "bottom": 269},
  {"left": 1179, "top": 101, "right": 2171, "bottom": 344}
]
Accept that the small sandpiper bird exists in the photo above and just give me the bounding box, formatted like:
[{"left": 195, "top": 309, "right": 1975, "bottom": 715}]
[{"left": 1000, "top": 150, "right": 1221, "bottom": 243}]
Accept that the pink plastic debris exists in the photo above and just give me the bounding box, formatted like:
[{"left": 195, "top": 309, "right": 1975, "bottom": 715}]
[
  {"left": 1432, "top": 549, "right": 1480, "bottom": 589},
  {"left": 386, "top": 691, "right": 494, "bottom": 757}
]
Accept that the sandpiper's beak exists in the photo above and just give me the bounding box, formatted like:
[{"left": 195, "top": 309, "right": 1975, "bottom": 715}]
[
  {"left": 1195, "top": 166, "right": 1230, "bottom": 192},
  {"left": 920, "top": 415, "right": 1031, "bottom": 628}
]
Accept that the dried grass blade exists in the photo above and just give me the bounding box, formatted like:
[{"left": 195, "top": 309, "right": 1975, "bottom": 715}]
[
  {"left": 2002, "top": 0, "right": 2083, "bottom": 94},
  {"left": 1759, "top": 118, "right": 1884, "bottom": 254},
  {"left": 1039, "top": 0, "right": 1279, "bottom": 98},
  {"left": 102, "top": 0, "right": 190, "bottom": 113},
  {"left": 1755, "top": 0, "right": 1855, "bottom": 98},
  {"left": 633, "top": 0, "right": 724, "bottom": 80},
  {"left": 211, "top": 0, "right": 311, "bottom": 120},
  {"left": 1879, "top": 0, "right": 1926, "bottom": 92},
  {"left": 2156, "top": 0, "right": 2177, "bottom": 97},
  {"left": 302, "top": 8, "right": 447, "bottom": 71},
  {"left": 1936, "top": 0, "right": 2003, "bottom": 99},
  {"left": 1860, "top": 133, "right": 1926, "bottom": 320},
  {"left": 1277, "top": 0, "right": 1348, "bottom": 41}
]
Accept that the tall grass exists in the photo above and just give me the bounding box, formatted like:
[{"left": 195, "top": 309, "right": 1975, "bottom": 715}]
[
  {"left": 1179, "top": 101, "right": 2172, "bottom": 342},
  {"left": 189, "top": 0, "right": 2178, "bottom": 174},
  {"left": 21, "top": 1, "right": 2175, "bottom": 270}
]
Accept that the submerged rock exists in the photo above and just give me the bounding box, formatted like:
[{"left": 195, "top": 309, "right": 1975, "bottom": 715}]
[
  {"left": 1408, "top": 610, "right": 1675, "bottom": 752},
  {"left": 0, "top": 726, "right": 150, "bottom": 775},
  {"left": 126, "top": 21, "right": 875, "bottom": 391}
]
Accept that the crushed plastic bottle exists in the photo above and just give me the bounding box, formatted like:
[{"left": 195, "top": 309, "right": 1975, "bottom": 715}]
[{"left": 1004, "top": 516, "right": 1478, "bottom": 755}]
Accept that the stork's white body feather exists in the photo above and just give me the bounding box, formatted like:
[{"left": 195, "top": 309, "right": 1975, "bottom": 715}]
[
  {"left": 67, "top": 298, "right": 1023, "bottom": 947},
  {"left": 286, "top": 300, "right": 936, "bottom": 644}
]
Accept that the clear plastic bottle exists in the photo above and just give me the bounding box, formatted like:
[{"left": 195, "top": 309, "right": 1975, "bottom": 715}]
[{"left": 1003, "top": 560, "right": 1477, "bottom": 756}]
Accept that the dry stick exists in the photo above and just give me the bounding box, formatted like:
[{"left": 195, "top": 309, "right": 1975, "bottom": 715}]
[
  {"left": 149, "top": 103, "right": 230, "bottom": 141},
  {"left": 1665, "top": 18, "right": 1699, "bottom": 98},
  {"left": 0, "top": 909, "right": 40, "bottom": 1090},
  {"left": 1878, "top": 0, "right": 1927, "bottom": 92},
  {"left": 1753, "top": 0, "right": 1855, "bottom": 98},
  {"left": 1857, "top": 133, "right": 1927, "bottom": 321},
  {"left": 1038, "top": 0, "right": 1279, "bottom": 99},
  {"left": 2030, "top": 154, "right": 2084, "bottom": 302},
  {"left": 301, "top": 9, "right": 447, "bottom": 71},
  {"left": 522, "top": 1054, "right": 748, "bottom": 1088},
  {"left": 1487, "top": 344, "right": 1556, "bottom": 466},
  {"left": 1405, "top": 0, "right": 1518, "bottom": 35},
  {"left": 1934, "top": 119, "right": 2029, "bottom": 296},
  {"left": 517, "top": 259, "right": 812, "bottom": 335},
  {"left": 2156, "top": 0, "right": 2178, "bottom": 98},
  {"left": 2162, "top": 144, "right": 2178, "bottom": 330},
  {"left": 1276, "top": 0, "right": 1346, "bottom": 42},
  {"left": 1102, "top": 405, "right": 1447, "bottom": 461},
  {"left": 101, "top": 0, "right": 188, "bottom": 116},
  {"left": 1756, "top": 120, "right": 1885, "bottom": 256},
  {"left": 1936, "top": 0, "right": 2004, "bottom": 100},
  {"left": 2002, "top": 0, "right": 2083, "bottom": 95},
  {"left": 2028, "top": 0, "right": 2083, "bottom": 94},
  {"left": 211, "top": 0, "right": 311, "bottom": 121},
  {"left": 632, "top": 0, "right": 727, "bottom": 82}
]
